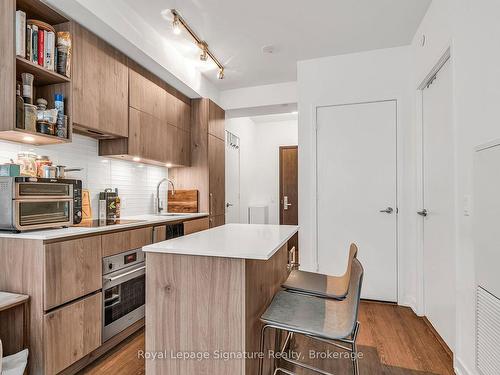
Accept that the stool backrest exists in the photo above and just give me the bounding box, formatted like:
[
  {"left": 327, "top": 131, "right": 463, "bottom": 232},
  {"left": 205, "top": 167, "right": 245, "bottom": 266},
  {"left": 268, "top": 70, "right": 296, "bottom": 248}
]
[
  {"left": 339, "top": 257, "right": 364, "bottom": 332},
  {"left": 329, "top": 243, "right": 358, "bottom": 298}
]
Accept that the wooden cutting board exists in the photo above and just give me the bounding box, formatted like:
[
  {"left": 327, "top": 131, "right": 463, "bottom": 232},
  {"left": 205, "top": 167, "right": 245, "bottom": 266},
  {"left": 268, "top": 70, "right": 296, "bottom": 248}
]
[{"left": 167, "top": 190, "right": 199, "bottom": 213}]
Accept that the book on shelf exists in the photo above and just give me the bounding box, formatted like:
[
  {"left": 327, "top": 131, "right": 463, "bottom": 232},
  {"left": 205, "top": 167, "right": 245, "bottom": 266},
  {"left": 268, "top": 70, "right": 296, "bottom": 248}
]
[
  {"left": 15, "top": 10, "right": 26, "bottom": 57},
  {"left": 37, "top": 29, "right": 44, "bottom": 67},
  {"left": 26, "top": 24, "right": 32, "bottom": 61},
  {"left": 32, "top": 25, "right": 38, "bottom": 64},
  {"left": 45, "top": 31, "right": 55, "bottom": 70}
]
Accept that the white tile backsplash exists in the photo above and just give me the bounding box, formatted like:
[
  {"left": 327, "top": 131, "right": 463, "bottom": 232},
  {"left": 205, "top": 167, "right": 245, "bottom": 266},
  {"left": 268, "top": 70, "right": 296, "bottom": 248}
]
[{"left": 0, "top": 134, "right": 168, "bottom": 218}]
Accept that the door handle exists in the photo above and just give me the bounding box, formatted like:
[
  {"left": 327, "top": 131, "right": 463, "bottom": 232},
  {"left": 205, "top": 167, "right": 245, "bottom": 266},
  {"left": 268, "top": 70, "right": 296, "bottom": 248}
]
[
  {"left": 417, "top": 209, "right": 428, "bottom": 217},
  {"left": 379, "top": 207, "right": 393, "bottom": 214},
  {"left": 283, "top": 196, "right": 292, "bottom": 210},
  {"left": 226, "top": 202, "right": 234, "bottom": 208}
]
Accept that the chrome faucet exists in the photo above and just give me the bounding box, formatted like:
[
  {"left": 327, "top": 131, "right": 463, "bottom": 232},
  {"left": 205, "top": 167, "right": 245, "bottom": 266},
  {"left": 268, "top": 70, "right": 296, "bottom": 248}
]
[{"left": 156, "top": 178, "right": 175, "bottom": 214}]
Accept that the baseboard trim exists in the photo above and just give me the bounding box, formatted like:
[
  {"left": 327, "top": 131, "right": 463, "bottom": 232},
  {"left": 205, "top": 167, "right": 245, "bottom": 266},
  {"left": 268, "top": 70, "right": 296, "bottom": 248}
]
[
  {"left": 422, "top": 317, "right": 453, "bottom": 359},
  {"left": 454, "top": 356, "right": 476, "bottom": 375}
]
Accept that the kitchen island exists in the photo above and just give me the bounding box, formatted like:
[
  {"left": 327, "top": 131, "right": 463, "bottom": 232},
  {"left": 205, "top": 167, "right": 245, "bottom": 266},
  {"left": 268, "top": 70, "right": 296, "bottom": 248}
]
[{"left": 142, "top": 223, "right": 299, "bottom": 375}]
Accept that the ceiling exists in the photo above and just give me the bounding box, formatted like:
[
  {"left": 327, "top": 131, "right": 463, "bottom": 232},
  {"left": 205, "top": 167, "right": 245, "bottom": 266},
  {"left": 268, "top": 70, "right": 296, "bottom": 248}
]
[{"left": 122, "top": 0, "right": 431, "bottom": 91}]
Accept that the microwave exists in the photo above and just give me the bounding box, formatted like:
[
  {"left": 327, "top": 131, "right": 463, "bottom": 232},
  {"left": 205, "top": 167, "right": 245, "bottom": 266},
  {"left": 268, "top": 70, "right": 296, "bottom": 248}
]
[{"left": 0, "top": 177, "right": 81, "bottom": 231}]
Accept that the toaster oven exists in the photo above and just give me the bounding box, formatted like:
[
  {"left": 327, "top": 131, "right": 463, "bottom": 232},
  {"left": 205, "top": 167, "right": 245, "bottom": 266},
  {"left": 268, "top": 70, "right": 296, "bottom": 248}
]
[{"left": 0, "top": 177, "right": 76, "bottom": 231}]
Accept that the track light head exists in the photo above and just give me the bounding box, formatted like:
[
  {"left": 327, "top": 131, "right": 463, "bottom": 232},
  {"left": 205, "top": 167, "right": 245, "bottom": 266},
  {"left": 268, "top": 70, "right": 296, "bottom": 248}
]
[
  {"left": 172, "top": 15, "right": 181, "bottom": 35},
  {"left": 217, "top": 68, "right": 224, "bottom": 80},
  {"left": 199, "top": 42, "right": 208, "bottom": 61}
]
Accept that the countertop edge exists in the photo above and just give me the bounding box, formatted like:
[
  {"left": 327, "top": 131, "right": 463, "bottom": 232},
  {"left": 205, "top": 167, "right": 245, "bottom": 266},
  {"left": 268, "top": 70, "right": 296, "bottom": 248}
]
[{"left": 0, "top": 213, "right": 209, "bottom": 241}]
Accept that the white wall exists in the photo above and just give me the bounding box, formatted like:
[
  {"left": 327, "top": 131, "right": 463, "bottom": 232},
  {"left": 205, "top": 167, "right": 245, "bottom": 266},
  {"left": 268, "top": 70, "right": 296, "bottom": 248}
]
[
  {"left": 0, "top": 135, "right": 168, "bottom": 218},
  {"left": 297, "top": 46, "right": 417, "bottom": 309},
  {"left": 411, "top": 1, "right": 500, "bottom": 374},
  {"left": 226, "top": 116, "right": 298, "bottom": 224}
]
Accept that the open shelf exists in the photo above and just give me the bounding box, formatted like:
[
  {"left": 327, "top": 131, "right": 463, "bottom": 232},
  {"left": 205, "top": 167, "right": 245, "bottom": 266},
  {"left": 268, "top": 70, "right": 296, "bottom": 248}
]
[
  {"left": 16, "top": 57, "right": 70, "bottom": 85},
  {"left": 0, "top": 128, "right": 70, "bottom": 145}
]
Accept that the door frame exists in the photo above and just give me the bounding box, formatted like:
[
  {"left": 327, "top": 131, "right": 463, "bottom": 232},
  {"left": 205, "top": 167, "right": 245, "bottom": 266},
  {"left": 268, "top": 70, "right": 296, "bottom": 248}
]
[
  {"left": 279, "top": 145, "right": 298, "bottom": 225},
  {"left": 311, "top": 99, "right": 400, "bottom": 302},
  {"left": 415, "top": 46, "right": 456, "bottom": 316},
  {"left": 225, "top": 130, "right": 241, "bottom": 223}
]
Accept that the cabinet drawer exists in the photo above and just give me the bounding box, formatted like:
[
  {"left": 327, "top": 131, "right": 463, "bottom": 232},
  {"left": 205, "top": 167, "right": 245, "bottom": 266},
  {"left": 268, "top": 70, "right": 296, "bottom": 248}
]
[
  {"left": 184, "top": 217, "right": 209, "bottom": 235},
  {"left": 44, "top": 236, "right": 102, "bottom": 310},
  {"left": 44, "top": 292, "right": 101, "bottom": 375},
  {"left": 102, "top": 227, "right": 153, "bottom": 257}
]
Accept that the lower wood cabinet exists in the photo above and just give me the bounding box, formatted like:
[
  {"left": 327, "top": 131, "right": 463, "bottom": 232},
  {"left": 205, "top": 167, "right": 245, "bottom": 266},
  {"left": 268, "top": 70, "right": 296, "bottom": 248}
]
[
  {"left": 44, "top": 292, "right": 102, "bottom": 375},
  {"left": 102, "top": 227, "right": 152, "bottom": 257},
  {"left": 44, "top": 236, "right": 102, "bottom": 310},
  {"left": 184, "top": 217, "right": 210, "bottom": 235}
]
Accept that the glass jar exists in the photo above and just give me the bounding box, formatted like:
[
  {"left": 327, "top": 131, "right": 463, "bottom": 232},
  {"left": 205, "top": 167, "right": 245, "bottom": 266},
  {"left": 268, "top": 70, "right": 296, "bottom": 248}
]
[
  {"left": 35, "top": 155, "right": 52, "bottom": 177},
  {"left": 16, "top": 151, "right": 37, "bottom": 177}
]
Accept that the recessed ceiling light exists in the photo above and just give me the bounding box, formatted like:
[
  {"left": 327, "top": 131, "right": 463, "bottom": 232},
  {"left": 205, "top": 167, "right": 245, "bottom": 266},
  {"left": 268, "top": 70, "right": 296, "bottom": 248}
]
[
  {"left": 23, "top": 136, "right": 35, "bottom": 142},
  {"left": 132, "top": 156, "right": 141, "bottom": 162},
  {"left": 165, "top": 163, "right": 172, "bottom": 168},
  {"left": 291, "top": 111, "right": 298, "bottom": 115}
]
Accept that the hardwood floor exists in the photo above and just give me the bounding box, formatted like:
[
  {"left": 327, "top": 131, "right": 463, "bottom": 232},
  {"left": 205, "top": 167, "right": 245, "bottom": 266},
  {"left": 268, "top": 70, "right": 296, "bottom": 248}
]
[{"left": 77, "top": 302, "right": 454, "bottom": 375}]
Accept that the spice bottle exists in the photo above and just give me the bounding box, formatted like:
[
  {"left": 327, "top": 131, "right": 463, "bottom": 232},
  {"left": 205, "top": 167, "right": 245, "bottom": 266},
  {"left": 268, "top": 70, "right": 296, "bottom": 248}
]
[
  {"left": 16, "top": 83, "right": 25, "bottom": 129},
  {"left": 21, "top": 73, "right": 34, "bottom": 104}
]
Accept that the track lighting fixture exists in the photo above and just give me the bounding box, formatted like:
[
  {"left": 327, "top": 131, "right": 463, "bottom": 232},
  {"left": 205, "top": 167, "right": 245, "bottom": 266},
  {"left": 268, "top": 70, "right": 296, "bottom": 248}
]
[
  {"left": 169, "top": 9, "right": 225, "bottom": 79},
  {"left": 217, "top": 68, "right": 224, "bottom": 80},
  {"left": 199, "top": 42, "right": 208, "bottom": 61},
  {"left": 172, "top": 15, "right": 181, "bottom": 35}
]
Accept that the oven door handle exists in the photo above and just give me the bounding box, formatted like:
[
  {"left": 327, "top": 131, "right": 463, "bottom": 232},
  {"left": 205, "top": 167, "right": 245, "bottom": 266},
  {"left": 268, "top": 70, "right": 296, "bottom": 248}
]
[{"left": 104, "top": 265, "right": 146, "bottom": 282}]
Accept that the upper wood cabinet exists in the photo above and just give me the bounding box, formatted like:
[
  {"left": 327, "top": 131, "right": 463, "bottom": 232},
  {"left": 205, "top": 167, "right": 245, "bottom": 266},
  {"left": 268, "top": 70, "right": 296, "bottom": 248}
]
[
  {"left": 209, "top": 100, "right": 225, "bottom": 140},
  {"left": 129, "top": 69, "right": 167, "bottom": 121},
  {"left": 72, "top": 23, "right": 128, "bottom": 138}
]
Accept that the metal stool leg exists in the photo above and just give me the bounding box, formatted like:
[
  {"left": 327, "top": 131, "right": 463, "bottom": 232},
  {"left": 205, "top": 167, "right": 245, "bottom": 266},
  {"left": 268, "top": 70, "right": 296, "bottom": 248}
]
[
  {"left": 259, "top": 324, "right": 272, "bottom": 375},
  {"left": 274, "top": 368, "right": 295, "bottom": 375},
  {"left": 350, "top": 322, "right": 360, "bottom": 375}
]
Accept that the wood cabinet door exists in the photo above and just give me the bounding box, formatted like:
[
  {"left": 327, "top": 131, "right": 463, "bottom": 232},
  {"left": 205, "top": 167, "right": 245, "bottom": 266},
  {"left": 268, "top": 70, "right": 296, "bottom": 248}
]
[
  {"left": 208, "top": 100, "right": 225, "bottom": 140},
  {"left": 176, "top": 98, "right": 191, "bottom": 132},
  {"left": 128, "top": 107, "right": 169, "bottom": 163},
  {"left": 209, "top": 134, "right": 225, "bottom": 216},
  {"left": 44, "top": 292, "right": 101, "bottom": 375},
  {"left": 44, "top": 236, "right": 102, "bottom": 310},
  {"left": 153, "top": 225, "right": 167, "bottom": 243},
  {"left": 129, "top": 69, "right": 167, "bottom": 121},
  {"left": 101, "top": 227, "right": 152, "bottom": 257},
  {"left": 209, "top": 214, "right": 225, "bottom": 228},
  {"left": 184, "top": 217, "right": 210, "bottom": 235},
  {"left": 72, "top": 23, "right": 128, "bottom": 137},
  {"left": 167, "top": 125, "right": 191, "bottom": 167}
]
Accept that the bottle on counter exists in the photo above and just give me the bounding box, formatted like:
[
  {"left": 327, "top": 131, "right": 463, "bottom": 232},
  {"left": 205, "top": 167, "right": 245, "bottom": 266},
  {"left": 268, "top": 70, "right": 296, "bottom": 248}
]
[
  {"left": 115, "top": 188, "right": 121, "bottom": 218},
  {"left": 16, "top": 83, "right": 24, "bottom": 129}
]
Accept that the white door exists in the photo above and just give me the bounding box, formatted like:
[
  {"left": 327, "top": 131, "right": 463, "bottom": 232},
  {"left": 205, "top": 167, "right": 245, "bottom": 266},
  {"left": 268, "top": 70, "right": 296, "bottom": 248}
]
[
  {"left": 225, "top": 131, "right": 241, "bottom": 223},
  {"left": 317, "top": 100, "right": 397, "bottom": 302},
  {"left": 421, "top": 59, "right": 455, "bottom": 350}
]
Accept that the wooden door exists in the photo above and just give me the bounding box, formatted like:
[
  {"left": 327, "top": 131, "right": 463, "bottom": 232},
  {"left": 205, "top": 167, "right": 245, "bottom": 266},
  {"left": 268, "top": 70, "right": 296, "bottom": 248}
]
[
  {"left": 44, "top": 293, "right": 101, "bottom": 375},
  {"left": 209, "top": 134, "right": 225, "bottom": 217},
  {"left": 44, "top": 236, "right": 102, "bottom": 310},
  {"left": 279, "top": 146, "right": 298, "bottom": 225},
  {"left": 72, "top": 23, "right": 128, "bottom": 137},
  {"left": 280, "top": 146, "right": 299, "bottom": 259}
]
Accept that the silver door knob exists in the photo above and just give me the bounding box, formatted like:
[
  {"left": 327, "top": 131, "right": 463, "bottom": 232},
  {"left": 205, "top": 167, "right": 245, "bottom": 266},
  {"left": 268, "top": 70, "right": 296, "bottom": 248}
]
[
  {"left": 226, "top": 203, "right": 234, "bottom": 208},
  {"left": 379, "top": 207, "right": 393, "bottom": 214},
  {"left": 417, "top": 209, "right": 428, "bottom": 217}
]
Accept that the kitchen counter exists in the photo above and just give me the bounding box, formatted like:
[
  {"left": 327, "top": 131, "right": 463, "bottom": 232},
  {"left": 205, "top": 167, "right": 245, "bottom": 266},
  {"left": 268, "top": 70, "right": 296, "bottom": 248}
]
[
  {"left": 143, "top": 223, "right": 298, "bottom": 260},
  {"left": 145, "top": 223, "right": 298, "bottom": 375},
  {"left": 0, "top": 213, "right": 208, "bottom": 240}
]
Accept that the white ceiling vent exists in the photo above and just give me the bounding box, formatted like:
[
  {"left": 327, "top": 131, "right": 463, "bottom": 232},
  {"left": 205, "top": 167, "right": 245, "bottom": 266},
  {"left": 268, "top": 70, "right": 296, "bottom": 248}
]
[{"left": 476, "top": 286, "right": 500, "bottom": 375}]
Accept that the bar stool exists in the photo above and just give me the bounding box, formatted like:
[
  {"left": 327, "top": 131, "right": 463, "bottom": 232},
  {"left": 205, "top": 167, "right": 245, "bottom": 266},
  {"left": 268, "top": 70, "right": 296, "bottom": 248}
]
[
  {"left": 259, "top": 258, "right": 364, "bottom": 375},
  {"left": 283, "top": 243, "right": 358, "bottom": 300}
]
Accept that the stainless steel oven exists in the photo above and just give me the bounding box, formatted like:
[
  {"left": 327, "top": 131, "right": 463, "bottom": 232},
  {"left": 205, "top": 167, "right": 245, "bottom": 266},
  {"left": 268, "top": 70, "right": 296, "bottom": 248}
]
[
  {"left": 102, "top": 248, "right": 145, "bottom": 342},
  {"left": 0, "top": 177, "right": 74, "bottom": 231}
]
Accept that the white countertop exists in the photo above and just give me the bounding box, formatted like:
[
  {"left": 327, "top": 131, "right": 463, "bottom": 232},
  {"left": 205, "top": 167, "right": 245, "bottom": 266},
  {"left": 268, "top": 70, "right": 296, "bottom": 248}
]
[
  {"left": 0, "top": 213, "right": 208, "bottom": 240},
  {"left": 142, "top": 223, "right": 299, "bottom": 260}
]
